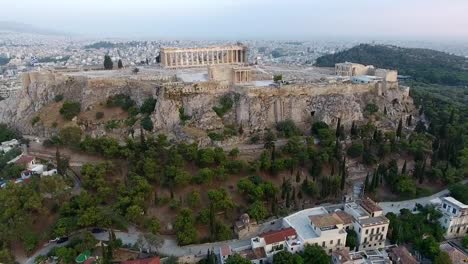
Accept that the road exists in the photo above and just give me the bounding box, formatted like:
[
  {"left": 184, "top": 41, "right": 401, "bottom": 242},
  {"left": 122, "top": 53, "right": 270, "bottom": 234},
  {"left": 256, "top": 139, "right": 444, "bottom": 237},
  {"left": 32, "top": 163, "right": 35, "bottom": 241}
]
[{"left": 379, "top": 179, "right": 468, "bottom": 214}]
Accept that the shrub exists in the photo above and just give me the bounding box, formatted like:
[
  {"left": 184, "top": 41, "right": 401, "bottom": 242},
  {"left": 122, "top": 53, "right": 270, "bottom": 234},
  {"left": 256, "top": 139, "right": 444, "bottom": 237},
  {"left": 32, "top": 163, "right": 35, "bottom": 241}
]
[
  {"left": 54, "top": 94, "right": 64, "bottom": 102},
  {"left": 311, "top": 121, "right": 329, "bottom": 134},
  {"left": 59, "top": 126, "right": 82, "bottom": 148},
  {"left": 141, "top": 116, "right": 153, "bottom": 131},
  {"left": 106, "top": 94, "right": 135, "bottom": 111},
  {"left": 347, "top": 143, "right": 364, "bottom": 158},
  {"left": 31, "top": 116, "right": 40, "bottom": 126},
  {"left": 140, "top": 98, "right": 157, "bottom": 114},
  {"left": 179, "top": 107, "right": 191, "bottom": 122},
  {"left": 273, "top": 74, "right": 283, "bottom": 83},
  {"left": 105, "top": 120, "right": 120, "bottom": 130},
  {"left": 276, "top": 119, "right": 301, "bottom": 138},
  {"left": 365, "top": 103, "right": 379, "bottom": 114},
  {"left": 249, "top": 134, "right": 260, "bottom": 144},
  {"left": 95, "top": 112, "right": 104, "bottom": 119},
  {"left": 59, "top": 101, "right": 81, "bottom": 120},
  {"left": 208, "top": 132, "right": 224, "bottom": 141},
  {"left": 212, "top": 95, "right": 233, "bottom": 117}
]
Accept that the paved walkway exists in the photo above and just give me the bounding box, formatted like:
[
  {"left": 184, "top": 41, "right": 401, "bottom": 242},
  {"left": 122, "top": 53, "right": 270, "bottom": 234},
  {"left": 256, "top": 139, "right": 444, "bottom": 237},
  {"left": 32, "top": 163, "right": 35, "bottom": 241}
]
[{"left": 379, "top": 179, "right": 468, "bottom": 214}]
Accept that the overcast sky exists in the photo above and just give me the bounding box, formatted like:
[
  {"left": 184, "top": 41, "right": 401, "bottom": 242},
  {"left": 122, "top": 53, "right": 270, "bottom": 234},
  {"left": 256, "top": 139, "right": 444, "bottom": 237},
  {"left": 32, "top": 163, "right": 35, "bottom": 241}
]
[{"left": 2, "top": 0, "right": 468, "bottom": 40}]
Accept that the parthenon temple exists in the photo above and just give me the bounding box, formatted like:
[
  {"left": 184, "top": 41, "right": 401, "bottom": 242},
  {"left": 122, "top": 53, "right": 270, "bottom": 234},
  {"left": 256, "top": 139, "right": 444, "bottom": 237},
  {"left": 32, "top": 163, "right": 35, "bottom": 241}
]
[{"left": 160, "top": 45, "right": 248, "bottom": 68}]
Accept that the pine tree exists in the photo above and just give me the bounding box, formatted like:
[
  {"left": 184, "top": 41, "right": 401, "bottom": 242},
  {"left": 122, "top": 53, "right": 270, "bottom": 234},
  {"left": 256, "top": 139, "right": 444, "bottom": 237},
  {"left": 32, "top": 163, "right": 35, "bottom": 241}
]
[
  {"left": 396, "top": 118, "right": 403, "bottom": 138},
  {"left": 271, "top": 196, "right": 278, "bottom": 216},
  {"left": 370, "top": 171, "right": 377, "bottom": 192},
  {"left": 364, "top": 172, "right": 370, "bottom": 195},
  {"left": 285, "top": 190, "right": 291, "bottom": 208},
  {"left": 407, "top": 115, "right": 413, "bottom": 126},
  {"left": 104, "top": 55, "right": 113, "bottom": 70},
  {"left": 401, "top": 160, "right": 407, "bottom": 175},
  {"left": 351, "top": 121, "right": 357, "bottom": 137},
  {"left": 209, "top": 203, "right": 216, "bottom": 241},
  {"left": 340, "top": 158, "right": 346, "bottom": 191},
  {"left": 117, "top": 59, "right": 123, "bottom": 69},
  {"left": 449, "top": 109, "right": 455, "bottom": 124},
  {"left": 336, "top": 118, "right": 342, "bottom": 138}
]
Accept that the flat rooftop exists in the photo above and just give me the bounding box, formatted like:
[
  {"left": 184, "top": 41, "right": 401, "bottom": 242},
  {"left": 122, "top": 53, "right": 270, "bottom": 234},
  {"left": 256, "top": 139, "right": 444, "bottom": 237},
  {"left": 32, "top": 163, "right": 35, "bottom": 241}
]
[
  {"left": 443, "top": 197, "right": 468, "bottom": 209},
  {"left": 359, "top": 216, "right": 389, "bottom": 226},
  {"left": 283, "top": 207, "right": 329, "bottom": 240}
]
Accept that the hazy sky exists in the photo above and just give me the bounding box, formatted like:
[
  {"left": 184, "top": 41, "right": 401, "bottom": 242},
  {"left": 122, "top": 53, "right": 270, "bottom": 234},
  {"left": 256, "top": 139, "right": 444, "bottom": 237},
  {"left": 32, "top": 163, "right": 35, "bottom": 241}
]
[{"left": 3, "top": 0, "right": 468, "bottom": 40}]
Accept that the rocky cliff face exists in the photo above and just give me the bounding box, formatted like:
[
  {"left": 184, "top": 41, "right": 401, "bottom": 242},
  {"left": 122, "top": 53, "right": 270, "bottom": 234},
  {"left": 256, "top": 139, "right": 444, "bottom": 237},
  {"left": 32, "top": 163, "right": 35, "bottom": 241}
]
[{"left": 0, "top": 71, "right": 412, "bottom": 141}]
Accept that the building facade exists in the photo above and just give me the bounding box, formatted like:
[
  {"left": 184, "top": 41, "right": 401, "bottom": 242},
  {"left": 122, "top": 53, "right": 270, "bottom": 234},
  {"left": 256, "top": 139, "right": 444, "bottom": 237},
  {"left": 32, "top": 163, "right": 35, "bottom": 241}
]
[
  {"left": 160, "top": 45, "right": 248, "bottom": 68},
  {"left": 438, "top": 197, "right": 468, "bottom": 239},
  {"left": 344, "top": 198, "right": 389, "bottom": 251}
]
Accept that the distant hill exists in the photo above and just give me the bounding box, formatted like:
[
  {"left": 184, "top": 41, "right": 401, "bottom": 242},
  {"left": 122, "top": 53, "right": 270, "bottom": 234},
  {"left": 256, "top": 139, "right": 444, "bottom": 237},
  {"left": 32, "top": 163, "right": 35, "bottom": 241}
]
[
  {"left": 315, "top": 44, "right": 468, "bottom": 86},
  {"left": 0, "top": 21, "right": 64, "bottom": 36}
]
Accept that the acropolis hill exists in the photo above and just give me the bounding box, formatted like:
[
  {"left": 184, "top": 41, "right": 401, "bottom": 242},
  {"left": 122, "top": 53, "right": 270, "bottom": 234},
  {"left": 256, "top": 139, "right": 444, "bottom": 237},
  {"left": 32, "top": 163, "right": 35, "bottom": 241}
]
[{"left": 0, "top": 45, "right": 412, "bottom": 143}]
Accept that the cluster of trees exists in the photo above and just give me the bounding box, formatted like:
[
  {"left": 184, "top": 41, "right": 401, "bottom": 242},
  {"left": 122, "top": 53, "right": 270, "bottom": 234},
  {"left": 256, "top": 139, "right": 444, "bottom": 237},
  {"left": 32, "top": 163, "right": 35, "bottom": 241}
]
[
  {"left": 106, "top": 94, "right": 156, "bottom": 131},
  {"left": 386, "top": 206, "right": 447, "bottom": 262},
  {"left": 0, "top": 175, "right": 71, "bottom": 261}
]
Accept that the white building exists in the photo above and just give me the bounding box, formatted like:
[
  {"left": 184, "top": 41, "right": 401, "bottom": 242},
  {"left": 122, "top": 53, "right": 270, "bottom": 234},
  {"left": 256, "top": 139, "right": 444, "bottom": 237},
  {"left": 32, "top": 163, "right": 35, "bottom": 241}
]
[
  {"left": 283, "top": 207, "right": 347, "bottom": 254},
  {"left": 344, "top": 198, "right": 389, "bottom": 251},
  {"left": 438, "top": 197, "right": 468, "bottom": 239},
  {"left": 0, "top": 139, "right": 19, "bottom": 153}
]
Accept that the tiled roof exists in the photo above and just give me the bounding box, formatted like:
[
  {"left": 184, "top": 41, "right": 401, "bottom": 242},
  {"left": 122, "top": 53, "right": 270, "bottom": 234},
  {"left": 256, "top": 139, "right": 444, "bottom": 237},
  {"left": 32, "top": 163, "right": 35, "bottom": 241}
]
[
  {"left": 388, "top": 246, "right": 418, "bottom": 264},
  {"left": 14, "top": 155, "right": 35, "bottom": 165},
  {"left": 333, "top": 211, "right": 353, "bottom": 225},
  {"left": 260, "top": 227, "right": 296, "bottom": 245},
  {"left": 220, "top": 245, "right": 231, "bottom": 257},
  {"left": 361, "top": 197, "right": 382, "bottom": 213},
  {"left": 309, "top": 214, "right": 343, "bottom": 228}
]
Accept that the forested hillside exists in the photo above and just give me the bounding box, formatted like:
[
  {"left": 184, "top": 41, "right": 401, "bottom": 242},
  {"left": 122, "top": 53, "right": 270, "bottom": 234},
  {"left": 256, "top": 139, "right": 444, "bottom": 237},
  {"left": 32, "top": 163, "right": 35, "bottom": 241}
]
[{"left": 315, "top": 44, "right": 468, "bottom": 85}]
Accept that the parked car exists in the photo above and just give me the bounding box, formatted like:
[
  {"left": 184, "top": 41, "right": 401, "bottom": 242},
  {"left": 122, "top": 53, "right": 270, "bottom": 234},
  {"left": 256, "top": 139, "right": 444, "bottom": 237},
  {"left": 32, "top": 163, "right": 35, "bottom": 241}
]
[
  {"left": 91, "top": 227, "right": 106, "bottom": 233},
  {"left": 56, "top": 237, "right": 69, "bottom": 244}
]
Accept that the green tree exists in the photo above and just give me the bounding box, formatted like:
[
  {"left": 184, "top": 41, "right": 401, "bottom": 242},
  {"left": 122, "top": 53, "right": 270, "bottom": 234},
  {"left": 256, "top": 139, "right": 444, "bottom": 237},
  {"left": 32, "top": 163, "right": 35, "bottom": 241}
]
[
  {"left": 434, "top": 251, "right": 452, "bottom": 264},
  {"left": 59, "top": 101, "right": 81, "bottom": 120},
  {"left": 247, "top": 201, "right": 268, "bottom": 222},
  {"left": 117, "top": 59, "right": 123, "bottom": 69},
  {"left": 396, "top": 118, "right": 403, "bottom": 138},
  {"left": 174, "top": 208, "right": 197, "bottom": 245},
  {"left": 301, "top": 244, "right": 329, "bottom": 264},
  {"left": 104, "top": 55, "right": 113, "bottom": 70},
  {"left": 345, "top": 229, "right": 358, "bottom": 250},
  {"left": 140, "top": 98, "right": 157, "bottom": 114},
  {"left": 59, "top": 126, "right": 82, "bottom": 148},
  {"left": 141, "top": 115, "right": 153, "bottom": 131},
  {"left": 273, "top": 250, "right": 303, "bottom": 264},
  {"left": 225, "top": 254, "right": 251, "bottom": 264}
]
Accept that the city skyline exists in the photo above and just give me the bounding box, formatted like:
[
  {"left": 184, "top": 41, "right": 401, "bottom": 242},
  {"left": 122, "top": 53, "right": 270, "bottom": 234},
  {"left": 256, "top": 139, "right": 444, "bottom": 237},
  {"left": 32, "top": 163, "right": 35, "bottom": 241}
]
[{"left": 2, "top": 0, "right": 468, "bottom": 40}]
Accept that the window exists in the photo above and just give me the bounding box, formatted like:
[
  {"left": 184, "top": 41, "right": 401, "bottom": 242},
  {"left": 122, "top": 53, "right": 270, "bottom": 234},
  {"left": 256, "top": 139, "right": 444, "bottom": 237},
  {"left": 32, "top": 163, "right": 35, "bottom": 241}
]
[
  {"left": 376, "top": 227, "right": 380, "bottom": 233},
  {"left": 359, "top": 227, "right": 361, "bottom": 233},
  {"left": 453, "top": 208, "right": 457, "bottom": 214},
  {"left": 381, "top": 227, "right": 385, "bottom": 232},
  {"left": 364, "top": 238, "right": 367, "bottom": 243},
  {"left": 365, "top": 229, "right": 368, "bottom": 235},
  {"left": 330, "top": 240, "right": 333, "bottom": 245},
  {"left": 338, "top": 239, "right": 341, "bottom": 245},
  {"left": 322, "top": 242, "right": 325, "bottom": 247},
  {"left": 370, "top": 236, "right": 373, "bottom": 241},
  {"left": 443, "top": 203, "right": 447, "bottom": 209},
  {"left": 371, "top": 228, "right": 374, "bottom": 234}
]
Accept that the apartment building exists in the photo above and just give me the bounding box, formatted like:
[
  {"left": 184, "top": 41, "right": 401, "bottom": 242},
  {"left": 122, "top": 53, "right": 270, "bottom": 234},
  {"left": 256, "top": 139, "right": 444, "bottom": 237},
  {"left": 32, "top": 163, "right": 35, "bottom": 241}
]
[
  {"left": 438, "top": 196, "right": 468, "bottom": 239},
  {"left": 344, "top": 198, "right": 389, "bottom": 250}
]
